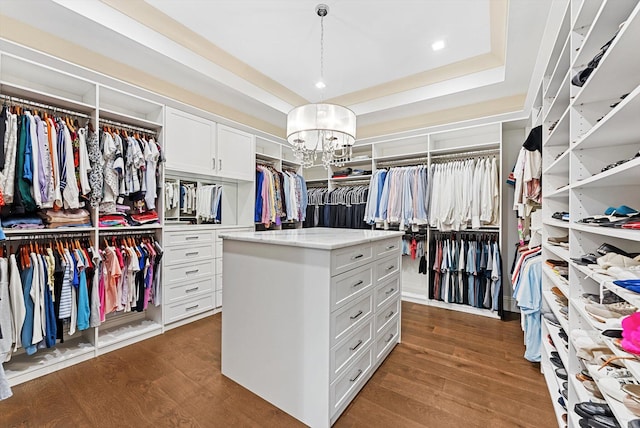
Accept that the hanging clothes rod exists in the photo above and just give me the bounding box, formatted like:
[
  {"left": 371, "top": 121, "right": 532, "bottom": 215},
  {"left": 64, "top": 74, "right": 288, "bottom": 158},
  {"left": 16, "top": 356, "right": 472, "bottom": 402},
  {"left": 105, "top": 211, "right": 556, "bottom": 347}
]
[
  {"left": 0, "top": 93, "right": 92, "bottom": 119},
  {"left": 376, "top": 156, "right": 429, "bottom": 168},
  {"left": 431, "top": 227, "right": 500, "bottom": 234},
  {"left": 99, "top": 118, "right": 157, "bottom": 135},
  {"left": 256, "top": 159, "right": 276, "bottom": 166},
  {"left": 431, "top": 148, "right": 500, "bottom": 161}
]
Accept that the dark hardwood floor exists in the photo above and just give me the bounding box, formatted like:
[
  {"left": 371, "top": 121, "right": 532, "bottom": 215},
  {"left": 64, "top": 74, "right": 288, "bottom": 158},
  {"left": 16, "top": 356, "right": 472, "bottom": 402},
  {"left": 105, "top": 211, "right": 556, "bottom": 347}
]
[{"left": 1, "top": 302, "right": 555, "bottom": 427}]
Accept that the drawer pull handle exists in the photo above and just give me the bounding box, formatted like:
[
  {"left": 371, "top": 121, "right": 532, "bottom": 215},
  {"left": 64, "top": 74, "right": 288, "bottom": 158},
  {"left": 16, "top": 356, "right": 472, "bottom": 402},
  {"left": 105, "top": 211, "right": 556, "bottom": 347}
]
[
  {"left": 386, "top": 265, "right": 395, "bottom": 271},
  {"left": 185, "top": 269, "right": 200, "bottom": 275},
  {"left": 186, "top": 304, "right": 200, "bottom": 311},
  {"left": 385, "top": 245, "right": 395, "bottom": 250},
  {"left": 185, "top": 252, "right": 199, "bottom": 257},
  {"left": 185, "top": 236, "right": 199, "bottom": 240},
  {"left": 349, "top": 369, "right": 363, "bottom": 383},
  {"left": 385, "top": 310, "right": 394, "bottom": 320},
  {"left": 352, "top": 280, "right": 364, "bottom": 288},
  {"left": 385, "top": 333, "right": 394, "bottom": 343},
  {"left": 350, "top": 310, "right": 363, "bottom": 320},
  {"left": 186, "top": 287, "right": 199, "bottom": 293},
  {"left": 351, "top": 254, "right": 364, "bottom": 260},
  {"left": 349, "top": 339, "right": 363, "bottom": 351},
  {"left": 385, "top": 288, "right": 396, "bottom": 295}
]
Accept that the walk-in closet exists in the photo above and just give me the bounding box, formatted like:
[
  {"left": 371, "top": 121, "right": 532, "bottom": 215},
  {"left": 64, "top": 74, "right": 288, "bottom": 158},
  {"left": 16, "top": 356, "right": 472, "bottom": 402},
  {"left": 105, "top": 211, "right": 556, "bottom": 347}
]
[{"left": 1, "top": 1, "right": 638, "bottom": 427}]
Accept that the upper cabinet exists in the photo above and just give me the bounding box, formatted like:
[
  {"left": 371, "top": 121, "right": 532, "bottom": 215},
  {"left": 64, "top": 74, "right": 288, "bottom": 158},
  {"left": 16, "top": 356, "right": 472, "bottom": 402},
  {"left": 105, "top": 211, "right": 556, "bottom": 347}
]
[
  {"left": 164, "top": 106, "right": 217, "bottom": 176},
  {"left": 216, "top": 124, "right": 255, "bottom": 181},
  {"left": 164, "top": 107, "right": 254, "bottom": 181}
]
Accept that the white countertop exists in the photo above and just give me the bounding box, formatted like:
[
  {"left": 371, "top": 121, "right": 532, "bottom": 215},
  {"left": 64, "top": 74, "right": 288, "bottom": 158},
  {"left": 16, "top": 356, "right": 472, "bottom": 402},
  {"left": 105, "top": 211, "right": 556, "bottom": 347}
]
[{"left": 220, "top": 228, "right": 404, "bottom": 250}]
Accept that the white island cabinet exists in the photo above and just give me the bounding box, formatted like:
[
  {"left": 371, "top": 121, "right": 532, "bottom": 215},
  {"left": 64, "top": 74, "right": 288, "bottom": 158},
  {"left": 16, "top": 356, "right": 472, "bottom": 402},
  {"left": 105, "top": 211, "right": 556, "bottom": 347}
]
[{"left": 220, "top": 228, "right": 403, "bottom": 427}]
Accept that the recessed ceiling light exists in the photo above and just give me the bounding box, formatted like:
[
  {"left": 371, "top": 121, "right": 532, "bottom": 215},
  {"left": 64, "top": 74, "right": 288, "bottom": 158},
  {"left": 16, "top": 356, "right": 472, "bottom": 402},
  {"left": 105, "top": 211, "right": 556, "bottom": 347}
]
[
  {"left": 432, "top": 40, "right": 445, "bottom": 51},
  {"left": 315, "top": 80, "right": 326, "bottom": 89}
]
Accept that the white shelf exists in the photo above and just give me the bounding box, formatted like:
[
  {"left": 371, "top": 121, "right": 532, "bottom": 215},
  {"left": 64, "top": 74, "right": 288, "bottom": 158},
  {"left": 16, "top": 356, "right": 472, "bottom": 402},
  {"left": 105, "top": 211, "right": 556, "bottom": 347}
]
[
  {"left": 543, "top": 264, "right": 570, "bottom": 297},
  {"left": 0, "top": 81, "right": 95, "bottom": 113},
  {"left": 572, "top": 155, "right": 640, "bottom": 189},
  {"left": 97, "top": 318, "right": 162, "bottom": 354},
  {"left": 98, "top": 224, "right": 163, "bottom": 232},
  {"left": 543, "top": 290, "right": 570, "bottom": 332},
  {"left": 545, "top": 36, "right": 571, "bottom": 100},
  {"left": 571, "top": 222, "right": 640, "bottom": 240},
  {"left": 545, "top": 185, "right": 570, "bottom": 199},
  {"left": 573, "top": 83, "right": 640, "bottom": 151},
  {"left": 586, "top": 363, "right": 637, "bottom": 427},
  {"left": 544, "top": 218, "right": 571, "bottom": 228},
  {"left": 374, "top": 151, "right": 429, "bottom": 163},
  {"left": 544, "top": 79, "right": 570, "bottom": 125},
  {"left": 424, "top": 299, "right": 500, "bottom": 319},
  {"left": 544, "top": 242, "right": 570, "bottom": 263},
  {"left": 543, "top": 149, "right": 570, "bottom": 176},
  {"left": 570, "top": 297, "right": 606, "bottom": 331},
  {"left": 572, "top": 0, "right": 605, "bottom": 32},
  {"left": 99, "top": 108, "right": 162, "bottom": 130},
  {"left": 541, "top": 359, "right": 569, "bottom": 428},
  {"left": 330, "top": 174, "right": 372, "bottom": 182},
  {"left": 544, "top": 318, "right": 569, "bottom": 369},
  {"left": 429, "top": 141, "right": 499, "bottom": 156},
  {"left": 4, "top": 337, "right": 95, "bottom": 386},
  {"left": 574, "top": 2, "right": 640, "bottom": 105},
  {"left": 601, "top": 337, "right": 640, "bottom": 381},
  {"left": 3, "top": 227, "right": 94, "bottom": 235},
  {"left": 544, "top": 108, "right": 570, "bottom": 148},
  {"left": 572, "top": 0, "right": 637, "bottom": 68},
  {"left": 256, "top": 152, "right": 280, "bottom": 162}
]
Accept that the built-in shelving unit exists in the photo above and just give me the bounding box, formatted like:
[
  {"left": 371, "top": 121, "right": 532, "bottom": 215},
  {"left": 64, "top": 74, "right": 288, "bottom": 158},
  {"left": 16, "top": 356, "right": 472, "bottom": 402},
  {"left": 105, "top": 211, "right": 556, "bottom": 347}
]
[{"left": 540, "top": 1, "right": 640, "bottom": 426}]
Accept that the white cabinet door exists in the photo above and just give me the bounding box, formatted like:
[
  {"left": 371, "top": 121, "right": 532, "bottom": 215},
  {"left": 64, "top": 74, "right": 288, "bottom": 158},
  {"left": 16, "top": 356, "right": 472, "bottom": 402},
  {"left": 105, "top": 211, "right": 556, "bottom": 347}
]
[
  {"left": 216, "top": 124, "right": 254, "bottom": 181},
  {"left": 165, "top": 106, "right": 216, "bottom": 176}
]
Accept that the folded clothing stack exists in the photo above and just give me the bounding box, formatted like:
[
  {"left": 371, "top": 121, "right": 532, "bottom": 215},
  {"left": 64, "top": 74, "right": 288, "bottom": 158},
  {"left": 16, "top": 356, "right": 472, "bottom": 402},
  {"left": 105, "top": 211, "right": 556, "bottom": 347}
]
[
  {"left": 39, "top": 208, "right": 92, "bottom": 228},
  {"left": 130, "top": 210, "right": 159, "bottom": 226},
  {"left": 1, "top": 215, "right": 44, "bottom": 230},
  {"left": 99, "top": 210, "right": 159, "bottom": 228}
]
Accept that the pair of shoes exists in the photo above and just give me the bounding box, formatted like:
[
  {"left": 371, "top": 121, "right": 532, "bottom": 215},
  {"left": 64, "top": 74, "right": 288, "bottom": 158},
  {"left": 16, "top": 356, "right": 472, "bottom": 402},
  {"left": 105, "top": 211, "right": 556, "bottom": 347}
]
[
  {"left": 605, "top": 205, "right": 640, "bottom": 217},
  {"left": 583, "top": 291, "right": 625, "bottom": 305},
  {"left": 548, "top": 235, "right": 569, "bottom": 244},
  {"left": 601, "top": 153, "right": 640, "bottom": 173},
  {"left": 575, "top": 402, "right": 613, "bottom": 418},
  {"left": 573, "top": 253, "right": 599, "bottom": 265},
  {"left": 597, "top": 243, "right": 632, "bottom": 257},
  {"left": 543, "top": 312, "right": 561, "bottom": 327},
  {"left": 585, "top": 302, "right": 637, "bottom": 323},
  {"left": 629, "top": 419, "right": 640, "bottom": 428},
  {"left": 556, "top": 367, "right": 568, "bottom": 380}
]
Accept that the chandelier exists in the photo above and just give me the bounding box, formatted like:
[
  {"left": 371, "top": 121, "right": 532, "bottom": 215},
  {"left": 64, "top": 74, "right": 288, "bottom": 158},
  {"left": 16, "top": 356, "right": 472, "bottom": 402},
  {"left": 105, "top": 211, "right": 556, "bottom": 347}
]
[{"left": 286, "top": 4, "right": 357, "bottom": 169}]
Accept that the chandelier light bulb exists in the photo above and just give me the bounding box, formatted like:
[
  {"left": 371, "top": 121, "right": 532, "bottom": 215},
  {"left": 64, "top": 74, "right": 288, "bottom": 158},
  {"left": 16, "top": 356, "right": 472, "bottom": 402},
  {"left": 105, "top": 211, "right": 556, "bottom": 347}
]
[{"left": 315, "top": 80, "right": 326, "bottom": 89}]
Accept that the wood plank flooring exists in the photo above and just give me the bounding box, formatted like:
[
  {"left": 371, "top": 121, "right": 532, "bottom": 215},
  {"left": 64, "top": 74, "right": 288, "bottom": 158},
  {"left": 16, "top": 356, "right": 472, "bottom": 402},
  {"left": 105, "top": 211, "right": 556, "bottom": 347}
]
[{"left": 0, "top": 302, "right": 556, "bottom": 427}]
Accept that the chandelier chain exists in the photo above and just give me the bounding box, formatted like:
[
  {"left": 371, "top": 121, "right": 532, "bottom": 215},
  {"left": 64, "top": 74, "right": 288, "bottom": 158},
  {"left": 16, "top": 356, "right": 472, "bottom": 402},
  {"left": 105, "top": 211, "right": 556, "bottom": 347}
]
[{"left": 320, "top": 14, "right": 325, "bottom": 99}]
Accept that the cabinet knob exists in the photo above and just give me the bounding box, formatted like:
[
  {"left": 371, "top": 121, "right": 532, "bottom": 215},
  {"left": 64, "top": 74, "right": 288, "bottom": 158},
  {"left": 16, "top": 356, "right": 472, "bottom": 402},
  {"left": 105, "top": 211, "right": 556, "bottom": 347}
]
[
  {"left": 385, "top": 288, "right": 395, "bottom": 295},
  {"left": 351, "top": 254, "right": 364, "bottom": 260},
  {"left": 385, "top": 333, "right": 394, "bottom": 343},
  {"left": 352, "top": 280, "right": 364, "bottom": 288}
]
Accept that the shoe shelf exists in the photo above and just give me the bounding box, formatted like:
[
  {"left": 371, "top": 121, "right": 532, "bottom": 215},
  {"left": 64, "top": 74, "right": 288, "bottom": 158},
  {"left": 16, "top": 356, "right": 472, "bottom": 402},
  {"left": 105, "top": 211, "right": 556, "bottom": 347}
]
[
  {"left": 573, "top": 2, "right": 640, "bottom": 105},
  {"left": 545, "top": 218, "right": 571, "bottom": 229},
  {"left": 600, "top": 336, "right": 640, "bottom": 381},
  {"left": 544, "top": 149, "right": 571, "bottom": 176},
  {"left": 572, "top": 83, "right": 640, "bottom": 151},
  {"left": 571, "top": 223, "right": 640, "bottom": 241},
  {"left": 544, "top": 290, "right": 571, "bottom": 332},
  {"left": 544, "top": 79, "right": 571, "bottom": 127},
  {"left": 544, "top": 243, "right": 571, "bottom": 263},
  {"left": 545, "top": 108, "right": 571, "bottom": 148},
  {"left": 572, "top": 156, "right": 640, "bottom": 190},
  {"left": 545, "top": 37, "right": 571, "bottom": 101},
  {"left": 585, "top": 363, "right": 637, "bottom": 427},
  {"left": 572, "top": 0, "right": 636, "bottom": 69},
  {"left": 542, "top": 358, "right": 570, "bottom": 428},
  {"left": 570, "top": 297, "right": 607, "bottom": 331},
  {"left": 543, "top": 264, "right": 570, "bottom": 297},
  {"left": 571, "top": 0, "right": 604, "bottom": 33},
  {"left": 546, "top": 185, "right": 570, "bottom": 199},
  {"left": 601, "top": 281, "right": 640, "bottom": 310},
  {"left": 545, "top": 318, "right": 570, "bottom": 369}
]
